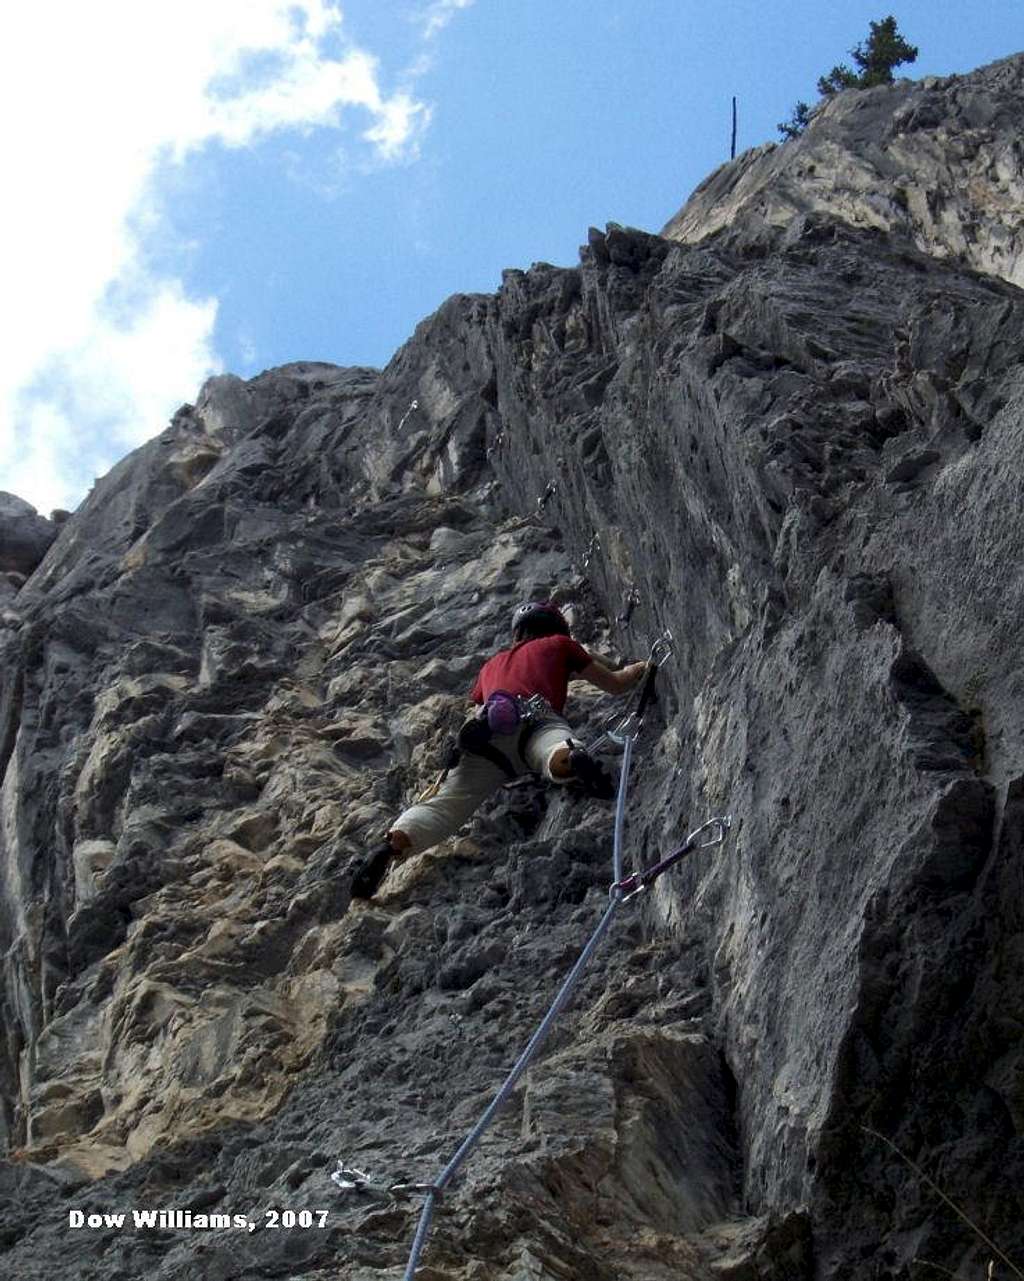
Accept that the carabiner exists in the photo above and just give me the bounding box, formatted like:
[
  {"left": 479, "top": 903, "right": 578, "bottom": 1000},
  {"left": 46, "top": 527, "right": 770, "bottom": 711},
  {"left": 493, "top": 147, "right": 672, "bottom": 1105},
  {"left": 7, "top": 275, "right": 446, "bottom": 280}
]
[
  {"left": 610, "top": 873, "right": 646, "bottom": 902},
  {"left": 650, "top": 630, "right": 675, "bottom": 668},
  {"left": 691, "top": 815, "right": 732, "bottom": 848},
  {"left": 331, "top": 1162, "right": 373, "bottom": 1190},
  {"left": 608, "top": 712, "right": 642, "bottom": 745},
  {"left": 389, "top": 1182, "right": 441, "bottom": 1200}
]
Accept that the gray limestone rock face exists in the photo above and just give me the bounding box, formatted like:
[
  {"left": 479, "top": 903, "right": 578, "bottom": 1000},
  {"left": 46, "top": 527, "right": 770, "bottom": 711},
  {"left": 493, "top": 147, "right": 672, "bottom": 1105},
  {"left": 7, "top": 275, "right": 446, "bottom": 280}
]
[
  {"left": 0, "top": 492, "right": 57, "bottom": 578},
  {"left": 1, "top": 52, "right": 1024, "bottom": 1281}
]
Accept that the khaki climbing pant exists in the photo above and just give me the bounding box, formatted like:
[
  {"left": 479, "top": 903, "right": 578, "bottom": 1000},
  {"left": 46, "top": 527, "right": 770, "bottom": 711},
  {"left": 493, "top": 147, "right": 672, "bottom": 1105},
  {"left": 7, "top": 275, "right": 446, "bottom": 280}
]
[{"left": 391, "top": 715, "right": 575, "bottom": 855}]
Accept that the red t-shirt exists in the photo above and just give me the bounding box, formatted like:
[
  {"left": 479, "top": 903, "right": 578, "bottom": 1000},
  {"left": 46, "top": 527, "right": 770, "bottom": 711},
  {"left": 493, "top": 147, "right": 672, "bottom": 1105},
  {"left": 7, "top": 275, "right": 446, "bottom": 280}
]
[{"left": 470, "top": 634, "right": 592, "bottom": 716}]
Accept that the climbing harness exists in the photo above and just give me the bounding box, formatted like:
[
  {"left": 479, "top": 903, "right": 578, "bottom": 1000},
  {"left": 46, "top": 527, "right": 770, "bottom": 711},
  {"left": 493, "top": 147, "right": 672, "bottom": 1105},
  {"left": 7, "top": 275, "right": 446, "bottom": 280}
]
[
  {"left": 376, "top": 633, "right": 733, "bottom": 1280},
  {"left": 395, "top": 624, "right": 669, "bottom": 809},
  {"left": 445, "top": 692, "right": 553, "bottom": 783}
]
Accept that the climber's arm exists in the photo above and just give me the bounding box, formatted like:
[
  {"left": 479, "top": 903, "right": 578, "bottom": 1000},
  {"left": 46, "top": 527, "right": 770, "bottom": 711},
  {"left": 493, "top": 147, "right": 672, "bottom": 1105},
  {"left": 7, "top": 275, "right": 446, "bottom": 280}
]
[{"left": 579, "top": 659, "right": 650, "bottom": 696}]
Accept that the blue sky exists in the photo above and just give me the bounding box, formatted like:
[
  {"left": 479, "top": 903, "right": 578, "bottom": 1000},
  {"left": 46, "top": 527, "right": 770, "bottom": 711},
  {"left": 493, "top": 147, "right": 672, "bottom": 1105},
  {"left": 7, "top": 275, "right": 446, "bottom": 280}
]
[{"left": 2, "top": 1, "right": 1020, "bottom": 515}]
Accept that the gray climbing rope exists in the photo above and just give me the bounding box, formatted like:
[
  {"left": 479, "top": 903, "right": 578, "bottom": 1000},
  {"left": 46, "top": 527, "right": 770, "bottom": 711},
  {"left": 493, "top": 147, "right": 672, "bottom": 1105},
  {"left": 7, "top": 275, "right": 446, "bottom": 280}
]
[
  {"left": 401, "top": 890, "right": 624, "bottom": 1280},
  {"left": 401, "top": 809, "right": 732, "bottom": 1278},
  {"left": 612, "top": 733, "right": 633, "bottom": 884},
  {"left": 399, "top": 633, "right": 731, "bottom": 1278}
]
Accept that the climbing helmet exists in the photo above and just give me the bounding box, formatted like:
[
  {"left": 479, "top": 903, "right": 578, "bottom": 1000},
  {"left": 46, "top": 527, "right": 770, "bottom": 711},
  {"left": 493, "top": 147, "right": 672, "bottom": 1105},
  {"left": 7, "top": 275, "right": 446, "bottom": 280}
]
[{"left": 511, "top": 600, "right": 570, "bottom": 641}]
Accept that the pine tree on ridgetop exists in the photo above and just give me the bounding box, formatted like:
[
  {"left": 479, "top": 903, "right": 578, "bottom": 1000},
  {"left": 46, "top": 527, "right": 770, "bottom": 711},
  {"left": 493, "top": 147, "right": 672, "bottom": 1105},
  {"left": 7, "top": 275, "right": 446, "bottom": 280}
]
[
  {"left": 818, "top": 15, "right": 919, "bottom": 96},
  {"left": 778, "top": 15, "right": 919, "bottom": 138}
]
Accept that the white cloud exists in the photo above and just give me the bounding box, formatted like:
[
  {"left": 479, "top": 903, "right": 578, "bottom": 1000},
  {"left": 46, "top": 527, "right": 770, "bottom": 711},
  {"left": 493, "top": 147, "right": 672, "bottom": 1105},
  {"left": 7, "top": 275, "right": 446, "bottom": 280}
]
[
  {"left": 417, "top": 0, "right": 476, "bottom": 42},
  {"left": 8, "top": 282, "right": 220, "bottom": 516},
  {"left": 364, "top": 94, "right": 433, "bottom": 161},
  {"left": 0, "top": 1, "right": 432, "bottom": 516}
]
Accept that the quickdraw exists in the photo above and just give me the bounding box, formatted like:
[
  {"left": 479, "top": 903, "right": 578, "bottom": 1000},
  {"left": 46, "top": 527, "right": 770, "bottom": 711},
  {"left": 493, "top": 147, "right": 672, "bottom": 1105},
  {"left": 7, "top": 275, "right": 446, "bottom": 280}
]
[
  {"left": 617, "top": 586, "right": 641, "bottom": 625},
  {"left": 591, "top": 629, "right": 674, "bottom": 753},
  {"left": 330, "top": 1162, "right": 373, "bottom": 1191},
  {"left": 396, "top": 399, "right": 419, "bottom": 431},
  {"left": 611, "top": 816, "right": 733, "bottom": 900},
  {"left": 537, "top": 480, "right": 557, "bottom": 509}
]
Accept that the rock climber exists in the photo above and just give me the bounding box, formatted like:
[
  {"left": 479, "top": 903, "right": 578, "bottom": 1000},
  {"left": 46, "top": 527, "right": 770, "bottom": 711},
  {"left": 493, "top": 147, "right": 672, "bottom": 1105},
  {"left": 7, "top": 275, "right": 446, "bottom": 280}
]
[{"left": 351, "top": 600, "right": 651, "bottom": 899}]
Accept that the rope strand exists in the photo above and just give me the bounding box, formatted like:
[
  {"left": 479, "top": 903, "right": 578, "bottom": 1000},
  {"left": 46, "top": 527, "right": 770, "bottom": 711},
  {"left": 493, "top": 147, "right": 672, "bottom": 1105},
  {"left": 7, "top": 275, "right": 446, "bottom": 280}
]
[{"left": 397, "top": 633, "right": 730, "bottom": 1279}]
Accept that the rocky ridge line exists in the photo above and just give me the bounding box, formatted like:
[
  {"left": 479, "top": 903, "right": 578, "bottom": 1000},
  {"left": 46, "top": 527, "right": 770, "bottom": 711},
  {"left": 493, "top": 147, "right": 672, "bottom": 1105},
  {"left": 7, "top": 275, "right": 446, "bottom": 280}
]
[{"left": 663, "top": 54, "right": 1024, "bottom": 290}]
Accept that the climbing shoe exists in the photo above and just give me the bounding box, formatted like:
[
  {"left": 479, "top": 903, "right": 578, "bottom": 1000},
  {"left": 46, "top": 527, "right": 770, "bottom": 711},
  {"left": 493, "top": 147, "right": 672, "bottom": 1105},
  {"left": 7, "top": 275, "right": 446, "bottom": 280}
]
[
  {"left": 350, "top": 841, "right": 393, "bottom": 900},
  {"left": 567, "top": 748, "right": 616, "bottom": 800}
]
